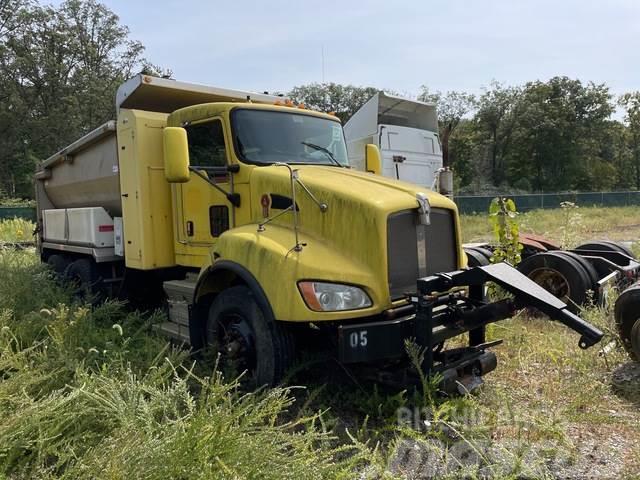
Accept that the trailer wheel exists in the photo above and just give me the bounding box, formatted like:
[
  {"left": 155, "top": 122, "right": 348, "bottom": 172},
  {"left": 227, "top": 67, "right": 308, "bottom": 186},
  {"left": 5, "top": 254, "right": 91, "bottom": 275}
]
[
  {"left": 614, "top": 282, "right": 640, "bottom": 361},
  {"left": 576, "top": 240, "right": 635, "bottom": 259},
  {"left": 206, "top": 286, "right": 294, "bottom": 387},
  {"left": 474, "top": 247, "right": 494, "bottom": 263},
  {"left": 517, "top": 251, "right": 592, "bottom": 313},
  {"left": 464, "top": 248, "right": 490, "bottom": 267},
  {"left": 553, "top": 251, "right": 601, "bottom": 305},
  {"left": 65, "top": 258, "right": 101, "bottom": 302}
]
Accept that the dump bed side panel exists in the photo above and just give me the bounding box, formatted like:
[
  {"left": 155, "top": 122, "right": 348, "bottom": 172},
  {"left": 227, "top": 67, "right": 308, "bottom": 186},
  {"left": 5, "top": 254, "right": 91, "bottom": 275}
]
[
  {"left": 36, "top": 122, "right": 121, "bottom": 216},
  {"left": 117, "top": 109, "right": 175, "bottom": 270}
]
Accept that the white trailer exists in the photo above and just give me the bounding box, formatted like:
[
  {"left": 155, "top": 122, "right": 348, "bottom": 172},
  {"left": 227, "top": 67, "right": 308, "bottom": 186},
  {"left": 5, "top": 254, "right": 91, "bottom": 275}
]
[{"left": 344, "top": 92, "right": 447, "bottom": 192}]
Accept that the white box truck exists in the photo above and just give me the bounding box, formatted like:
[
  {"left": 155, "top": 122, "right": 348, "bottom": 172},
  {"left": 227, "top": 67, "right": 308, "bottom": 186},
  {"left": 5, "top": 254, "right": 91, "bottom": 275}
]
[{"left": 344, "top": 92, "right": 450, "bottom": 194}]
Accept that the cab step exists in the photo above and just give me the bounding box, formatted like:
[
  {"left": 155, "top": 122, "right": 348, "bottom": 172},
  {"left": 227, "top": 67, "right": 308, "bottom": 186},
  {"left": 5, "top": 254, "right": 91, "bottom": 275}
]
[{"left": 160, "top": 273, "right": 198, "bottom": 345}]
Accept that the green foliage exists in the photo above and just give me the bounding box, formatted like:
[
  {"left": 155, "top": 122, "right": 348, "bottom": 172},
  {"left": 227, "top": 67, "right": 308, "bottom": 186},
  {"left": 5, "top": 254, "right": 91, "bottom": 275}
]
[
  {"left": 619, "top": 92, "right": 640, "bottom": 189},
  {"left": 418, "top": 87, "right": 477, "bottom": 168},
  {"left": 0, "top": 218, "right": 33, "bottom": 242},
  {"left": 0, "top": 250, "right": 376, "bottom": 478},
  {"left": 0, "top": 0, "right": 165, "bottom": 198},
  {"left": 488, "top": 197, "right": 522, "bottom": 265},
  {"left": 558, "top": 201, "right": 583, "bottom": 249},
  {"left": 288, "top": 82, "right": 380, "bottom": 124}
]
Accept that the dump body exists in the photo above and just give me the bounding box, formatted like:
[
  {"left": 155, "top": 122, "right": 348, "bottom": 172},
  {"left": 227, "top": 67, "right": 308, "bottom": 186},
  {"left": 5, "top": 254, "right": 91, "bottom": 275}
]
[
  {"left": 35, "top": 122, "right": 121, "bottom": 216},
  {"left": 344, "top": 92, "right": 442, "bottom": 188}
]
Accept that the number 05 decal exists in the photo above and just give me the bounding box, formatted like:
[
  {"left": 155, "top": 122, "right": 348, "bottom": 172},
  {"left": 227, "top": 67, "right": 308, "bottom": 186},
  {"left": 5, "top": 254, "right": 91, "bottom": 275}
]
[{"left": 349, "top": 330, "right": 368, "bottom": 348}]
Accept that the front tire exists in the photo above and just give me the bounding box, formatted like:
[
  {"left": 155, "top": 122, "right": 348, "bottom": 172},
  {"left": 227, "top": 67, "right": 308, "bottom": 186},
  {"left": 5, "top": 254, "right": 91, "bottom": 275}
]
[{"left": 206, "top": 286, "right": 295, "bottom": 387}]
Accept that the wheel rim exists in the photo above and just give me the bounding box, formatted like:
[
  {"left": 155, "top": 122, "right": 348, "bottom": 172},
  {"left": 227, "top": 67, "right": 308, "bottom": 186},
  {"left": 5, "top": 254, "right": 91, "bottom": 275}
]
[
  {"left": 216, "top": 312, "right": 256, "bottom": 376},
  {"left": 528, "top": 267, "right": 571, "bottom": 302}
]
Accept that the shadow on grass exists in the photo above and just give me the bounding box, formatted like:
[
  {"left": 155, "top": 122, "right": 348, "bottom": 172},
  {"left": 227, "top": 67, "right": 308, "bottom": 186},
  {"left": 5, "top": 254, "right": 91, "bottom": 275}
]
[{"left": 610, "top": 360, "right": 640, "bottom": 406}]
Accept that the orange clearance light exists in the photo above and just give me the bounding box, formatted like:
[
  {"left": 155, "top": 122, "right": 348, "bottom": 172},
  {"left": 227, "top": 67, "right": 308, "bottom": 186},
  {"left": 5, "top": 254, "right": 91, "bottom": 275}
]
[
  {"left": 285, "top": 99, "right": 294, "bottom": 107},
  {"left": 328, "top": 111, "right": 336, "bottom": 116},
  {"left": 298, "top": 103, "right": 306, "bottom": 109}
]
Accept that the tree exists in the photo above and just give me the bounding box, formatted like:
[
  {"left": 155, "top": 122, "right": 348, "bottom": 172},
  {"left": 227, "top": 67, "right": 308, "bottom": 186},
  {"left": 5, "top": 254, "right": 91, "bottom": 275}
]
[
  {"left": 0, "top": 0, "right": 162, "bottom": 197},
  {"left": 288, "top": 82, "right": 379, "bottom": 124},
  {"left": 474, "top": 81, "right": 521, "bottom": 185},
  {"left": 418, "top": 87, "right": 476, "bottom": 168},
  {"left": 502, "top": 77, "right": 613, "bottom": 191},
  {"left": 619, "top": 92, "right": 640, "bottom": 189}
]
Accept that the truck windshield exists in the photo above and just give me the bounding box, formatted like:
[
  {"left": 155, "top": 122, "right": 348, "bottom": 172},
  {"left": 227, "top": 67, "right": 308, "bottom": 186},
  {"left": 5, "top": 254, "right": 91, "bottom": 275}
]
[{"left": 232, "top": 109, "right": 349, "bottom": 166}]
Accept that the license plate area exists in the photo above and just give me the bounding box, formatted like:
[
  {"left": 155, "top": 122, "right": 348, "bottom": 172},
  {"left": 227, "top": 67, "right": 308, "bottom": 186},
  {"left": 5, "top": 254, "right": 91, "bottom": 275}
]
[{"left": 337, "top": 316, "right": 415, "bottom": 363}]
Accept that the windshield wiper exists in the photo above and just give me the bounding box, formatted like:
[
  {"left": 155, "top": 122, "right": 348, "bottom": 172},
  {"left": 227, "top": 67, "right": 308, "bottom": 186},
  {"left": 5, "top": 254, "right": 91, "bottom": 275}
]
[{"left": 301, "top": 141, "right": 344, "bottom": 167}]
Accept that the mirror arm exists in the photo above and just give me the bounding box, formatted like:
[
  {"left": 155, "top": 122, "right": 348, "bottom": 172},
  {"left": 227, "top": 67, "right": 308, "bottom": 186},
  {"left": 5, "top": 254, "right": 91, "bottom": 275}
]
[{"left": 189, "top": 167, "right": 241, "bottom": 207}]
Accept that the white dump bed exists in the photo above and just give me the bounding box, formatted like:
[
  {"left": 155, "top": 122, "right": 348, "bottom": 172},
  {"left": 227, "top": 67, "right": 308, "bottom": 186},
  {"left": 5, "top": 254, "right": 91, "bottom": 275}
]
[{"left": 344, "top": 92, "right": 438, "bottom": 142}]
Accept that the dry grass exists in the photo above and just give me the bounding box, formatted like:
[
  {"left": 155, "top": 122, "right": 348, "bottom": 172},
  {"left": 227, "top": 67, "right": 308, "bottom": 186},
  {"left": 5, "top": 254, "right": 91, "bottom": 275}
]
[{"left": 461, "top": 205, "right": 640, "bottom": 247}]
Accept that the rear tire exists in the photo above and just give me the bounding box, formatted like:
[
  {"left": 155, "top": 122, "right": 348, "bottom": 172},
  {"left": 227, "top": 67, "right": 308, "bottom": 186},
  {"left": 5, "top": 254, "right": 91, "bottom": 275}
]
[
  {"left": 64, "top": 258, "right": 101, "bottom": 302},
  {"left": 553, "top": 250, "right": 601, "bottom": 305},
  {"left": 206, "top": 286, "right": 295, "bottom": 387},
  {"left": 517, "top": 251, "right": 592, "bottom": 313},
  {"left": 614, "top": 282, "right": 640, "bottom": 361},
  {"left": 46, "top": 254, "right": 69, "bottom": 278}
]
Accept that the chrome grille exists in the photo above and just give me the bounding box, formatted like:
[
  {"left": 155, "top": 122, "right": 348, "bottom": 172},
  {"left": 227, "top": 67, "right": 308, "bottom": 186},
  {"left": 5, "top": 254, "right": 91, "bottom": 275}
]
[{"left": 387, "top": 208, "right": 458, "bottom": 299}]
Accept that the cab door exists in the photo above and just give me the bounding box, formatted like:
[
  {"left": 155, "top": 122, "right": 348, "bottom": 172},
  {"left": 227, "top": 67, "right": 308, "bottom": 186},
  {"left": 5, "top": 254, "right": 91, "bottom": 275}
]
[{"left": 173, "top": 117, "right": 234, "bottom": 266}]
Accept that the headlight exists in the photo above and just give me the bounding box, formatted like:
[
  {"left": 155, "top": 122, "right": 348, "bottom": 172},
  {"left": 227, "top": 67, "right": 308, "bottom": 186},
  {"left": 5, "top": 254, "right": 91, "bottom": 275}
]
[{"left": 298, "top": 281, "right": 372, "bottom": 312}]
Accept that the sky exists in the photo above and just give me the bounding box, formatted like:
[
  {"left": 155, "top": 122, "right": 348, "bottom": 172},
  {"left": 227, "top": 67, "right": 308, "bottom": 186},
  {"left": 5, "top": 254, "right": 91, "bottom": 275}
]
[{"left": 87, "top": 0, "right": 640, "bottom": 98}]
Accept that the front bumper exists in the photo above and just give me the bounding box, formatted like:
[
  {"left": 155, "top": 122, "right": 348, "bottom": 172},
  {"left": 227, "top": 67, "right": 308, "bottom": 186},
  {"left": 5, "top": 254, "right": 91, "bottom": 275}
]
[{"left": 335, "top": 262, "right": 604, "bottom": 388}]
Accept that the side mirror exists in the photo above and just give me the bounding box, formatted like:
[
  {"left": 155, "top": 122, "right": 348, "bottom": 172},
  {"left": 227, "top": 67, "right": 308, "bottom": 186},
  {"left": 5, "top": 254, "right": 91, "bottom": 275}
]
[
  {"left": 163, "top": 127, "right": 190, "bottom": 183},
  {"left": 365, "top": 144, "right": 382, "bottom": 175}
]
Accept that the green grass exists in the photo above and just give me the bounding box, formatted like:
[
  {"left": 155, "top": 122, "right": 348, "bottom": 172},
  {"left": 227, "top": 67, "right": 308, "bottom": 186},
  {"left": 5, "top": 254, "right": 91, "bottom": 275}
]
[
  {"left": 0, "top": 247, "right": 378, "bottom": 479},
  {"left": 1, "top": 210, "right": 639, "bottom": 479},
  {"left": 0, "top": 218, "right": 33, "bottom": 243}
]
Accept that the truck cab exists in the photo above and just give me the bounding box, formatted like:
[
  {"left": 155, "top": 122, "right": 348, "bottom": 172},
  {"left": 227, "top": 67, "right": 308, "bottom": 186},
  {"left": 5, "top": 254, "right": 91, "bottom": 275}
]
[
  {"left": 344, "top": 92, "right": 444, "bottom": 190},
  {"left": 35, "top": 75, "right": 603, "bottom": 390}
]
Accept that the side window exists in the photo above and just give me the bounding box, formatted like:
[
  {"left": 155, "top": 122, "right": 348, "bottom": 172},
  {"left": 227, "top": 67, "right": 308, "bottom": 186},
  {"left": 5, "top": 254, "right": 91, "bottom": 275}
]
[{"left": 185, "top": 119, "right": 227, "bottom": 167}]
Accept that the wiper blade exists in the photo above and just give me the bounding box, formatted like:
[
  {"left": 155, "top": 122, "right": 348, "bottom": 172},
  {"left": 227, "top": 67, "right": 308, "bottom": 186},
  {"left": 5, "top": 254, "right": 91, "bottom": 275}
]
[{"left": 301, "top": 141, "right": 343, "bottom": 167}]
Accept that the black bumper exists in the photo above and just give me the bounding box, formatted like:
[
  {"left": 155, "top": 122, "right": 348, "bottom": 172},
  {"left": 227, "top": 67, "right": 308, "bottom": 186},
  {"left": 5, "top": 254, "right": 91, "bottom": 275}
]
[{"left": 335, "top": 263, "right": 604, "bottom": 383}]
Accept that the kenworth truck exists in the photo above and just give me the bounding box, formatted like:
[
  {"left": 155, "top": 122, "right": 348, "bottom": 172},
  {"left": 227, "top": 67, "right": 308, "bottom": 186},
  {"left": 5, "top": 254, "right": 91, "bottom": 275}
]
[{"left": 35, "top": 75, "right": 604, "bottom": 390}]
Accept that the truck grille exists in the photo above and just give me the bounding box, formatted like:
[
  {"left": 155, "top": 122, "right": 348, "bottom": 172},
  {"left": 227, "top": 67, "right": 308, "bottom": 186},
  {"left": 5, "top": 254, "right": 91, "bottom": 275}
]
[{"left": 387, "top": 208, "right": 458, "bottom": 299}]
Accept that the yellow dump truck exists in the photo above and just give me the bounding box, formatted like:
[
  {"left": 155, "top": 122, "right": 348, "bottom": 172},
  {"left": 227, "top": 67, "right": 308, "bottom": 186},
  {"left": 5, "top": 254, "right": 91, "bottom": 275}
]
[{"left": 35, "top": 75, "right": 604, "bottom": 390}]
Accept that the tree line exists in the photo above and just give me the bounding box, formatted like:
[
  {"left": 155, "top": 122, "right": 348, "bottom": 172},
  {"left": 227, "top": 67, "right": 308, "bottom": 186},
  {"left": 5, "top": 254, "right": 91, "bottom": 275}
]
[
  {"left": 292, "top": 80, "right": 640, "bottom": 194},
  {"left": 2, "top": 0, "right": 640, "bottom": 199}
]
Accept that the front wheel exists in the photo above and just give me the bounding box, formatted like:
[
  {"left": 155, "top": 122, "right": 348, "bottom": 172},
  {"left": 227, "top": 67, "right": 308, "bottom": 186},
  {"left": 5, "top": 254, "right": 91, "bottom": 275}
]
[{"left": 206, "top": 286, "right": 295, "bottom": 387}]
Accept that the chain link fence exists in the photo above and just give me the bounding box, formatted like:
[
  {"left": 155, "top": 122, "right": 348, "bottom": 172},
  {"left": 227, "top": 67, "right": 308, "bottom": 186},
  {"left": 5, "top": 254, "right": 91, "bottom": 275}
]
[
  {"left": 455, "top": 191, "right": 640, "bottom": 214},
  {"left": 3, "top": 191, "right": 640, "bottom": 220},
  {"left": 0, "top": 207, "right": 37, "bottom": 222}
]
